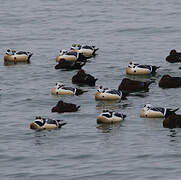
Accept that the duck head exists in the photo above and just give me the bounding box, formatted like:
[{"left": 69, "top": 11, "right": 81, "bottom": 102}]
[
  {"left": 170, "top": 49, "right": 177, "bottom": 56},
  {"left": 55, "top": 82, "right": 64, "bottom": 88}
]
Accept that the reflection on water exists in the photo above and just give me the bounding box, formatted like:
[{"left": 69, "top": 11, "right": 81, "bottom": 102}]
[
  {"left": 4, "top": 61, "right": 29, "bottom": 66},
  {"left": 32, "top": 131, "right": 47, "bottom": 146},
  {"left": 96, "top": 101, "right": 130, "bottom": 111},
  {"left": 96, "top": 123, "right": 122, "bottom": 134},
  {"left": 168, "top": 129, "right": 177, "bottom": 138}
]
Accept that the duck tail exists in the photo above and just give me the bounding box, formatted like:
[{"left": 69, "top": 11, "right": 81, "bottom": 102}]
[
  {"left": 152, "top": 66, "right": 160, "bottom": 73},
  {"left": 75, "top": 89, "right": 88, "bottom": 96},
  {"left": 93, "top": 48, "right": 99, "bottom": 55},
  {"left": 123, "top": 114, "right": 127, "bottom": 119},
  {"left": 121, "top": 92, "right": 129, "bottom": 100},
  {"left": 76, "top": 106, "right": 80, "bottom": 110},
  {"left": 58, "top": 122, "right": 67, "bottom": 128}
]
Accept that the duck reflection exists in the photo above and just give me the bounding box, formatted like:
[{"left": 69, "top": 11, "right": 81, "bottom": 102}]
[{"left": 97, "top": 123, "right": 122, "bottom": 134}]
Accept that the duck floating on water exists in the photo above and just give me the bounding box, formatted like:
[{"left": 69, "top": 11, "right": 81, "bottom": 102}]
[
  {"left": 4, "top": 49, "right": 33, "bottom": 63},
  {"left": 71, "top": 44, "right": 99, "bottom": 58},
  {"left": 55, "top": 59, "right": 86, "bottom": 70},
  {"left": 30, "top": 116, "right": 66, "bottom": 130},
  {"left": 159, "top": 74, "right": 181, "bottom": 88},
  {"left": 97, "top": 110, "right": 126, "bottom": 124},
  {"left": 72, "top": 69, "right": 97, "bottom": 86},
  {"left": 163, "top": 108, "right": 180, "bottom": 128},
  {"left": 51, "top": 100, "right": 80, "bottom": 113},
  {"left": 51, "top": 83, "right": 87, "bottom": 96},
  {"left": 140, "top": 104, "right": 176, "bottom": 118},
  {"left": 118, "top": 78, "right": 154, "bottom": 92},
  {"left": 95, "top": 86, "right": 127, "bottom": 101},
  {"left": 56, "top": 50, "right": 87, "bottom": 63},
  {"left": 126, "top": 62, "right": 160, "bottom": 75},
  {"left": 166, "top": 49, "right": 181, "bottom": 63}
]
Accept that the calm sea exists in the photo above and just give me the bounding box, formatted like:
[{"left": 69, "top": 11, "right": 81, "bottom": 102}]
[{"left": 0, "top": 0, "right": 181, "bottom": 179}]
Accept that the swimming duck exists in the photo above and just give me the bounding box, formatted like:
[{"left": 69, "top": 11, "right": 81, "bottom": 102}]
[
  {"left": 56, "top": 50, "right": 87, "bottom": 62},
  {"left": 126, "top": 62, "right": 160, "bottom": 75},
  {"left": 140, "top": 104, "right": 176, "bottom": 118},
  {"left": 163, "top": 108, "right": 181, "bottom": 128},
  {"left": 71, "top": 44, "right": 99, "bottom": 58},
  {"left": 166, "top": 49, "right": 181, "bottom": 63},
  {"left": 159, "top": 74, "right": 181, "bottom": 88},
  {"left": 51, "top": 100, "right": 80, "bottom": 113},
  {"left": 4, "top": 49, "right": 33, "bottom": 63},
  {"left": 51, "top": 82, "right": 87, "bottom": 96},
  {"left": 97, "top": 110, "right": 126, "bottom": 124},
  {"left": 118, "top": 78, "right": 154, "bottom": 92},
  {"left": 72, "top": 69, "right": 97, "bottom": 86},
  {"left": 30, "top": 116, "right": 66, "bottom": 130},
  {"left": 55, "top": 59, "right": 86, "bottom": 70},
  {"left": 95, "top": 86, "right": 127, "bottom": 101}
]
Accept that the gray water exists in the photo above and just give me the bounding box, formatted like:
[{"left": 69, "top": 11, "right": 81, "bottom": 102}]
[{"left": 0, "top": 0, "right": 181, "bottom": 179}]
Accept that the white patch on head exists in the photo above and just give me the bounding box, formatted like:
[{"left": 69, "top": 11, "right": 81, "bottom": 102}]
[
  {"left": 6, "top": 49, "right": 12, "bottom": 55},
  {"left": 143, "top": 104, "right": 152, "bottom": 111},
  {"left": 59, "top": 50, "right": 67, "bottom": 55},
  {"left": 128, "top": 62, "right": 136, "bottom": 68},
  {"left": 97, "top": 86, "right": 103, "bottom": 92},
  {"left": 71, "top": 44, "right": 81, "bottom": 50},
  {"left": 55, "top": 82, "right": 64, "bottom": 88}
]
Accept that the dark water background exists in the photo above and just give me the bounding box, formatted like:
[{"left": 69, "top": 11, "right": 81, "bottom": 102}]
[{"left": 0, "top": 0, "right": 181, "bottom": 179}]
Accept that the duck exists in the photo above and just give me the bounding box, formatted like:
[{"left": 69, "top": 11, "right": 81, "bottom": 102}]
[
  {"left": 51, "top": 100, "right": 80, "bottom": 113},
  {"left": 126, "top": 62, "right": 160, "bottom": 75},
  {"left": 4, "top": 49, "right": 33, "bottom": 63},
  {"left": 159, "top": 74, "right": 181, "bottom": 88},
  {"left": 118, "top": 78, "right": 154, "bottom": 92},
  {"left": 97, "top": 110, "right": 126, "bottom": 124},
  {"left": 71, "top": 44, "right": 99, "bottom": 58},
  {"left": 140, "top": 104, "right": 176, "bottom": 118},
  {"left": 95, "top": 86, "right": 127, "bottom": 101},
  {"left": 56, "top": 50, "right": 87, "bottom": 62},
  {"left": 55, "top": 59, "right": 86, "bottom": 70},
  {"left": 166, "top": 49, "right": 181, "bottom": 63},
  {"left": 72, "top": 69, "right": 97, "bottom": 86},
  {"left": 30, "top": 116, "right": 66, "bottom": 130},
  {"left": 51, "top": 82, "right": 87, "bottom": 96},
  {"left": 163, "top": 108, "right": 180, "bottom": 128}
]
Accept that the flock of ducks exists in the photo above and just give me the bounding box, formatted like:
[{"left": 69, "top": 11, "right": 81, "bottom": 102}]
[{"left": 4, "top": 46, "right": 181, "bottom": 130}]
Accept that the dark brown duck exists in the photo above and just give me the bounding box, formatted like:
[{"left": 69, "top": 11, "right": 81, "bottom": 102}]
[
  {"left": 163, "top": 108, "right": 181, "bottom": 128},
  {"left": 51, "top": 100, "right": 80, "bottom": 113},
  {"left": 166, "top": 49, "right": 181, "bottom": 63},
  {"left": 159, "top": 74, "right": 181, "bottom": 88},
  {"left": 118, "top": 78, "right": 154, "bottom": 92},
  {"left": 72, "top": 69, "right": 97, "bottom": 86},
  {"left": 55, "top": 59, "right": 86, "bottom": 70}
]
